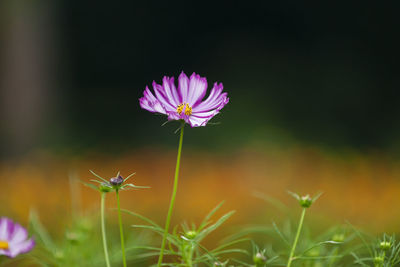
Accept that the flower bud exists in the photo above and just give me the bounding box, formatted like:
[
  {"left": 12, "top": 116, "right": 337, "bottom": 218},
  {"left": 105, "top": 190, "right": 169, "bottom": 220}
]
[
  {"left": 66, "top": 231, "right": 81, "bottom": 244},
  {"left": 299, "top": 195, "right": 313, "bottom": 208},
  {"left": 110, "top": 175, "right": 124, "bottom": 186},
  {"left": 332, "top": 233, "right": 345, "bottom": 243},
  {"left": 99, "top": 183, "right": 112, "bottom": 193},
  {"left": 374, "top": 255, "right": 384, "bottom": 265},
  {"left": 184, "top": 230, "right": 197, "bottom": 239},
  {"left": 253, "top": 252, "right": 267, "bottom": 266},
  {"left": 380, "top": 241, "right": 391, "bottom": 250}
]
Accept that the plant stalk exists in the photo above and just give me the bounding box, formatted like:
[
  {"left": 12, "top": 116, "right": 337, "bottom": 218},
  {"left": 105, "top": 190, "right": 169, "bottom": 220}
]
[
  {"left": 101, "top": 192, "right": 111, "bottom": 267},
  {"left": 116, "top": 190, "right": 127, "bottom": 267},
  {"left": 186, "top": 244, "right": 194, "bottom": 267},
  {"left": 287, "top": 208, "right": 307, "bottom": 267},
  {"left": 157, "top": 124, "right": 185, "bottom": 267}
]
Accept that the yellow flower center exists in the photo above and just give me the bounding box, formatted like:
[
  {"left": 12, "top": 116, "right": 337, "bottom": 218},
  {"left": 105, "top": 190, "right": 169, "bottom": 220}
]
[
  {"left": 176, "top": 103, "right": 192, "bottom": 116},
  {"left": 0, "top": 240, "right": 9, "bottom": 250},
  {"left": 184, "top": 103, "right": 192, "bottom": 116},
  {"left": 176, "top": 103, "right": 184, "bottom": 115}
]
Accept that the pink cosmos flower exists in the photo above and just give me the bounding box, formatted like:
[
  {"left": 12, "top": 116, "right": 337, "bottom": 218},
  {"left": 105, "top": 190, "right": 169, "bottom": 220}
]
[
  {"left": 0, "top": 217, "right": 35, "bottom": 258},
  {"left": 139, "top": 72, "right": 229, "bottom": 127}
]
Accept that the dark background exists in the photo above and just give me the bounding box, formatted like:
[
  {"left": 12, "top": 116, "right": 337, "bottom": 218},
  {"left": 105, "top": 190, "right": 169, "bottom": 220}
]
[{"left": 1, "top": 1, "right": 400, "bottom": 157}]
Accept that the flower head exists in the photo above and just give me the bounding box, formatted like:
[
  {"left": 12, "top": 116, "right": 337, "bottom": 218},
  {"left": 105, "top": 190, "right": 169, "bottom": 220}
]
[
  {"left": 299, "top": 195, "right": 313, "bottom": 208},
  {"left": 288, "top": 191, "right": 322, "bottom": 209},
  {"left": 0, "top": 217, "right": 35, "bottom": 258},
  {"left": 139, "top": 72, "right": 229, "bottom": 127},
  {"left": 184, "top": 230, "right": 197, "bottom": 240},
  {"left": 253, "top": 251, "right": 267, "bottom": 266},
  {"left": 110, "top": 175, "right": 124, "bottom": 186},
  {"left": 380, "top": 241, "right": 391, "bottom": 250},
  {"left": 85, "top": 170, "right": 149, "bottom": 193}
]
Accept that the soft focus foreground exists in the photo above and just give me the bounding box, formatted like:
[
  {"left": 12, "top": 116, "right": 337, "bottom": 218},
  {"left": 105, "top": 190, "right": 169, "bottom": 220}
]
[{"left": 1, "top": 145, "right": 399, "bottom": 238}]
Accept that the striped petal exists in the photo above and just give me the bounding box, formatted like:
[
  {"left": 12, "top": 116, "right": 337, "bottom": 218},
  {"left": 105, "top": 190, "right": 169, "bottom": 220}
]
[
  {"left": 152, "top": 81, "right": 176, "bottom": 111},
  {"left": 7, "top": 238, "right": 35, "bottom": 258},
  {"left": 193, "top": 82, "right": 226, "bottom": 112},
  {"left": 139, "top": 86, "right": 167, "bottom": 114},
  {"left": 187, "top": 73, "right": 207, "bottom": 106},
  {"left": 178, "top": 72, "right": 189, "bottom": 103},
  {"left": 0, "top": 218, "right": 13, "bottom": 240},
  {"left": 9, "top": 223, "right": 27, "bottom": 244},
  {"left": 163, "top": 76, "right": 180, "bottom": 106}
]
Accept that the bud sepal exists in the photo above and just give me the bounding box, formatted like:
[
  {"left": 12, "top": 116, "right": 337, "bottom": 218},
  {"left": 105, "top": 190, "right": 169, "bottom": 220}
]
[{"left": 288, "top": 191, "right": 322, "bottom": 208}]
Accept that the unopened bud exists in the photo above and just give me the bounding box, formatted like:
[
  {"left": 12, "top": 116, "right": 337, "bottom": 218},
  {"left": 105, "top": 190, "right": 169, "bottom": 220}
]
[
  {"left": 66, "top": 231, "right": 80, "bottom": 244},
  {"left": 299, "top": 195, "right": 313, "bottom": 208},
  {"left": 110, "top": 175, "right": 124, "bottom": 186},
  {"left": 380, "top": 241, "right": 391, "bottom": 250},
  {"left": 184, "top": 230, "right": 197, "bottom": 239},
  {"left": 99, "top": 183, "right": 112, "bottom": 193},
  {"left": 332, "top": 233, "right": 345, "bottom": 243},
  {"left": 253, "top": 252, "right": 267, "bottom": 265},
  {"left": 374, "top": 255, "right": 384, "bottom": 265}
]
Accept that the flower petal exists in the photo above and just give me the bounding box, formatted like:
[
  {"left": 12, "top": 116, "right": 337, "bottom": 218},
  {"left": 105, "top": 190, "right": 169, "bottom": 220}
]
[
  {"left": 152, "top": 82, "right": 176, "bottom": 111},
  {"left": 192, "top": 82, "right": 225, "bottom": 112},
  {"left": 163, "top": 76, "right": 180, "bottom": 106},
  {"left": 0, "top": 217, "right": 13, "bottom": 240},
  {"left": 188, "top": 115, "right": 212, "bottom": 127},
  {"left": 7, "top": 238, "right": 35, "bottom": 258},
  {"left": 189, "top": 95, "right": 229, "bottom": 127},
  {"left": 9, "top": 223, "right": 27, "bottom": 244},
  {"left": 187, "top": 73, "right": 207, "bottom": 106},
  {"left": 139, "top": 86, "right": 167, "bottom": 114},
  {"left": 192, "top": 109, "right": 219, "bottom": 118},
  {"left": 178, "top": 72, "right": 189, "bottom": 103},
  {"left": 200, "top": 93, "right": 229, "bottom": 112},
  {"left": 166, "top": 111, "right": 181, "bottom": 121}
]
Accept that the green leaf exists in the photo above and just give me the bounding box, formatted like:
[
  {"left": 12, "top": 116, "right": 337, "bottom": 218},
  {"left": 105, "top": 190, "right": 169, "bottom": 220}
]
[
  {"left": 210, "top": 238, "right": 250, "bottom": 253},
  {"left": 89, "top": 170, "right": 109, "bottom": 183},
  {"left": 120, "top": 209, "right": 161, "bottom": 228},
  {"left": 197, "top": 210, "right": 235, "bottom": 242},
  {"left": 253, "top": 192, "right": 289, "bottom": 213},
  {"left": 131, "top": 225, "right": 179, "bottom": 245},
  {"left": 198, "top": 201, "right": 225, "bottom": 232},
  {"left": 123, "top": 172, "right": 136, "bottom": 182},
  {"left": 272, "top": 221, "right": 290, "bottom": 247},
  {"left": 28, "top": 210, "right": 55, "bottom": 250},
  {"left": 80, "top": 181, "right": 99, "bottom": 191},
  {"left": 299, "top": 240, "right": 342, "bottom": 256}
]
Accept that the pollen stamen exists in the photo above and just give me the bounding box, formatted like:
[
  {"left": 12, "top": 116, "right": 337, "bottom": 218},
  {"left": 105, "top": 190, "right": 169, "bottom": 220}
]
[
  {"left": 184, "top": 103, "right": 192, "bottom": 116},
  {"left": 0, "top": 240, "right": 9, "bottom": 250},
  {"left": 176, "top": 103, "right": 184, "bottom": 115},
  {"left": 176, "top": 103, "right": 192, "bottom": 116}
]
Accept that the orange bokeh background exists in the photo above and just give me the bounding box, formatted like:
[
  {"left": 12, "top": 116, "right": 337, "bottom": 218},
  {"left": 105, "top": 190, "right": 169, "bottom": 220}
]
[{"left": 1, "top": 145, "right": 400, "bottom": 239}]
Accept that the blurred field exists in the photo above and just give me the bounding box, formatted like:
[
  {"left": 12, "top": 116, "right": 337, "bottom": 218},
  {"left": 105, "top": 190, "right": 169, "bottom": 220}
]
[{"left": 1, "top": 144, "right": 400, "bottom": 242}]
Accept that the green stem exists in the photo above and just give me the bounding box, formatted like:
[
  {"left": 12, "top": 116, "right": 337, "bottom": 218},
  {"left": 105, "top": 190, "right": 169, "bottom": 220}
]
[
  {"left": 101, "top": 192, "right": 111, "bottom": 267},
  {"left": 182, "top": 241, "right": 194, "bottom": 267},
  {"left": 287, "top": 208, "right": 307, "bottom": 267},
  {"left": 116, "top": 190, "right": 127, "bottom": 267},
  {"left": 327, "top": 247, "right": 338, "bottom": 267},
  {"left": 157, "top": 124, "right": 185, "bottom": 267},
  {"left": 187, "top": 244, "right": 194, "bottom": 267}
]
